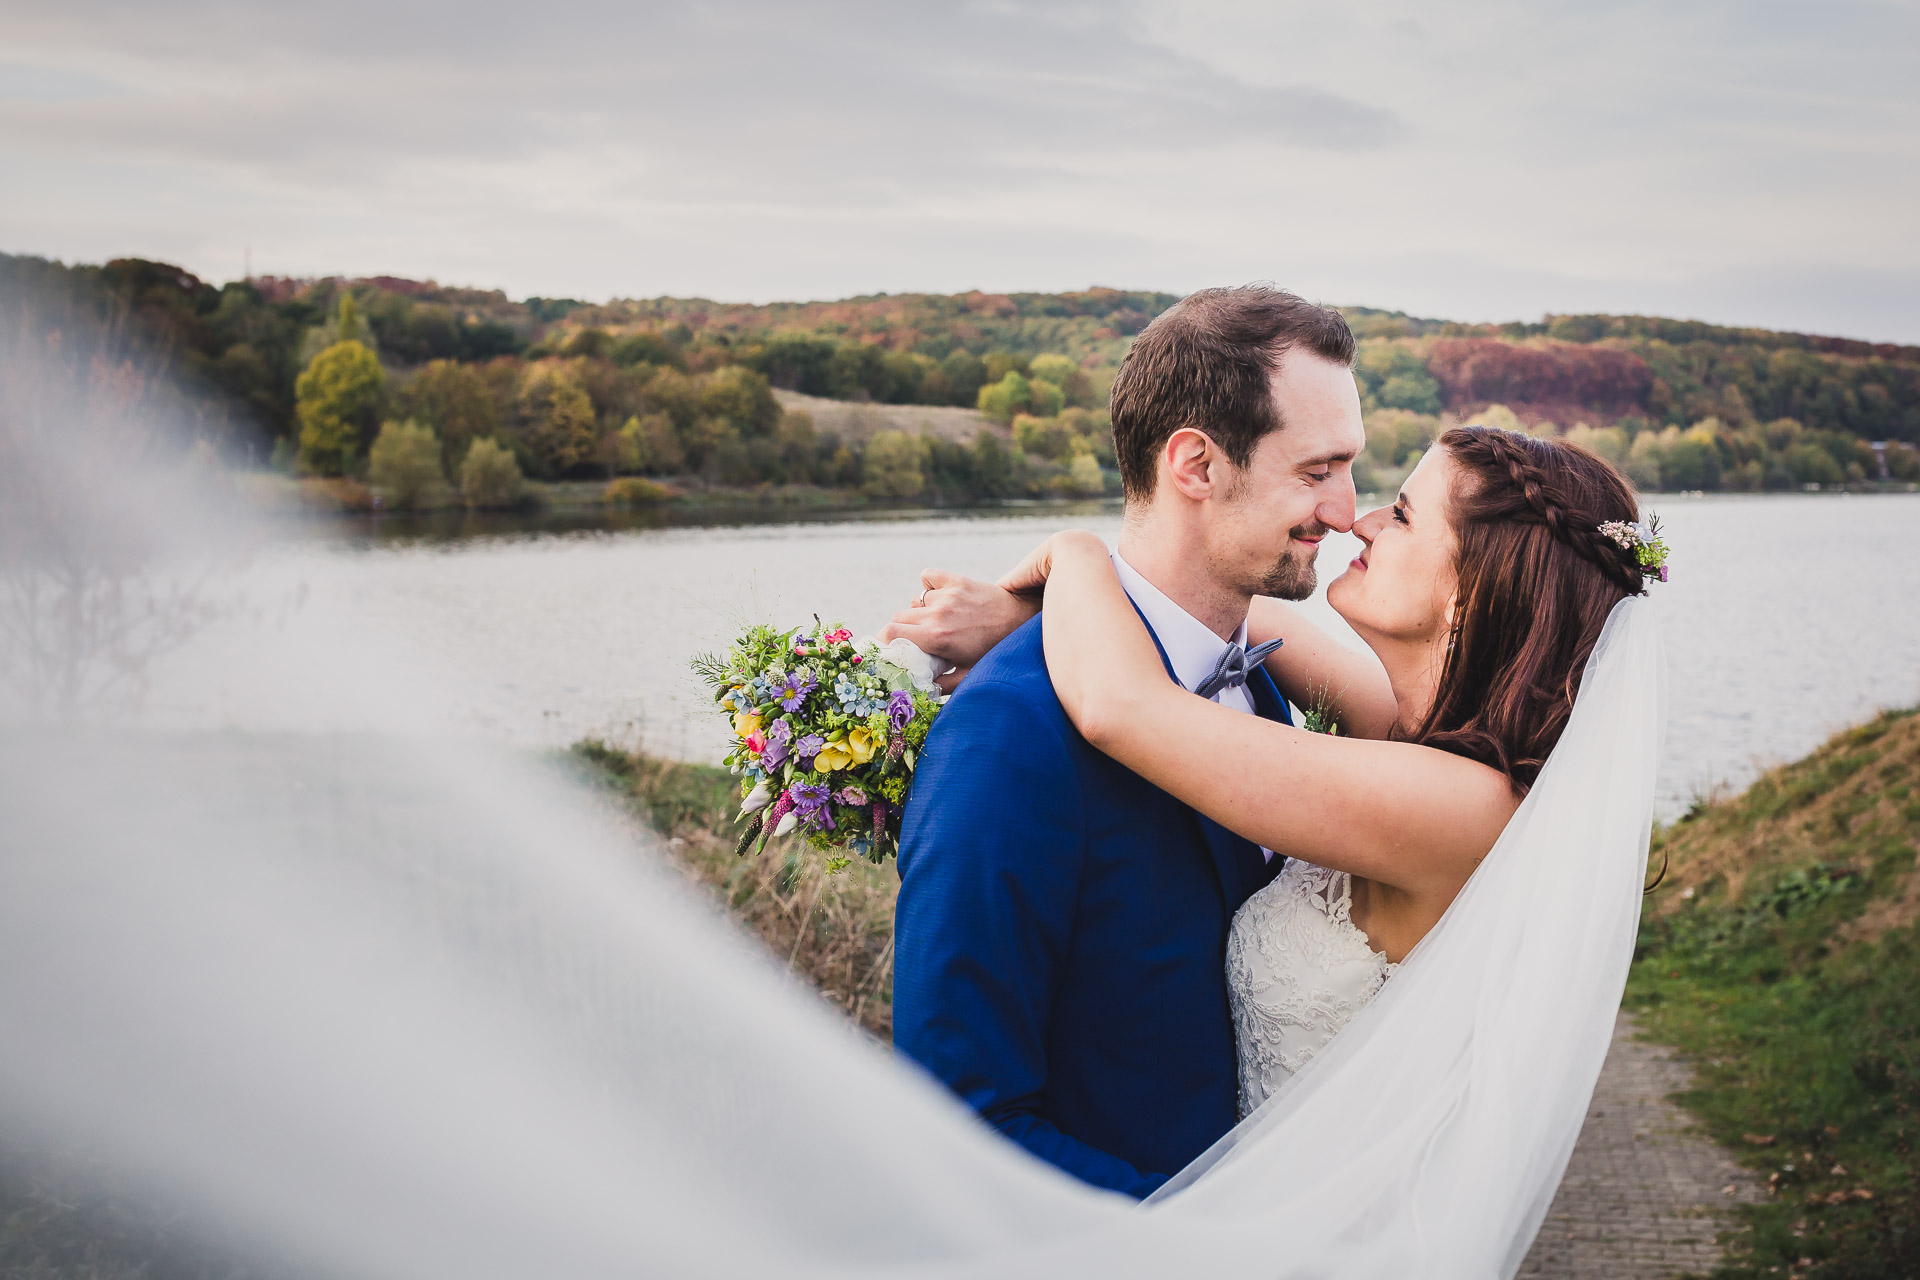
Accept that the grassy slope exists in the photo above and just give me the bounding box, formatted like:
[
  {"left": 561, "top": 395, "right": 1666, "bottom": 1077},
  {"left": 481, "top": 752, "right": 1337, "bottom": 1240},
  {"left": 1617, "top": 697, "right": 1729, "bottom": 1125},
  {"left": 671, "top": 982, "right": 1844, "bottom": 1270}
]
[
  {"left": 571, "top": 741, "right": 898, "bottom": 1039},
  {"left": 1628, "top": 707, "right": 1920, "bottom": 1279}
]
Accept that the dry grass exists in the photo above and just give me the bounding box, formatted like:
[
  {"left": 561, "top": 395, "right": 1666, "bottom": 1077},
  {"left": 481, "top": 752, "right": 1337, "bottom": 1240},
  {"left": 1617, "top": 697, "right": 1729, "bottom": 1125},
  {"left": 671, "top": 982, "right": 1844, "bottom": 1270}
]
[
  {"left": 772, "top": 388, "right": 1004, "bottom": 445},
  {"left": 1648, "top": 706, "right": 1920, "bottom": 940},
  {"left": 571, "top": 740, "right": 898, "bottom": 1040}
]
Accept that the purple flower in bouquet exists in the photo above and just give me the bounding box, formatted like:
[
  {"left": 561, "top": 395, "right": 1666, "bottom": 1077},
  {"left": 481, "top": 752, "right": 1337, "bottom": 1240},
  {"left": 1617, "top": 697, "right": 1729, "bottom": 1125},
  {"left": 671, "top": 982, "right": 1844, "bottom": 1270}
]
[
  {"left": 770, "top": 669, "right": 816, "bottom": 711},
  {"left": 790, "top": 782, "right": 834, "bottom": 831},
  {"left": 887, "top": 689, "right": 915, "bottom": 733},
  {"left": 795, "top": 733, "right": 826, "bottom": 767},
  {"left": 834, "top": 785, "right": 867, "bottom": 806},
  {"left": 762, "top": 718, "right": 793, "bottom": 767}
]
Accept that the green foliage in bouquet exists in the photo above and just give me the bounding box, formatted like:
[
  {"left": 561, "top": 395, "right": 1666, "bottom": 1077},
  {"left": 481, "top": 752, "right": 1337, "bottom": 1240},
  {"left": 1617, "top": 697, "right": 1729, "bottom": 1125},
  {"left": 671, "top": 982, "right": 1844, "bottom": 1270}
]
[{"left": 693, "top": 619, "right": 943, "bottom": 871}]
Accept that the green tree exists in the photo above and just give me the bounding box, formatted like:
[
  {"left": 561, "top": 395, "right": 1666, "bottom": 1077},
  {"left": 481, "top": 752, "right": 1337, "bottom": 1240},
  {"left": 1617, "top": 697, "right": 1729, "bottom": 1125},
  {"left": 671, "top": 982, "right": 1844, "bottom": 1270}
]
[
  {"left": 940, "top": 351, "right": 988, "bottom": 407},
  {"left": 1065, "top": 453, "right": 1106, "bottom": 496},
  {"left": 1564, "top": 423, "right": 1629, "bottom": 466},
  {"left": 299, "top": 292, "right": 379, "bottom": 366},
  {"left": 882, "top": 351, "right": 930, "bottom": 404},
  {"left": 1355, "top": 343, "right": 1441, "bottom": 414},
  {"left": 1028, "top": 354, "right": 1094, "bottom": 408},
  {"left": 1470, "top": 403, "right": 1527, "bottom": 434},
  {"left": 826, "top": 343, "right": 887, "bottom": 401},
  {"left": 1027, "top": 377, "right": 1065, "bottom": 418},
  {"left": 983, "top": 351, "right": 1028, "bottom": 383},
  {"left": 459, "top": 437, "right": 524, "bottom": 509},
  {"left": 517, "top": 364, "right": 598, "bottom": 478},
  {"left": 1784, "top": 440, "right": 1844, "bottom": 486},
  {"left": 971, "top": 429, "right": 1014, "bottom": 497},
  {"left": 775, "top": 410, "right": 820, "bottom": 484},
  {"left": 1661, "top": 435, "right": 1721, "bottom": 490},
  {"left": 1625, "top": 430, "right": 1666, "bottom": 491},
  {"left": 609, "top": 331, "right": 686, "bottom": 370},
  {"left": 295, "top": 339, "right": 384, "bottom": 476},
  {"left": 1887, "top": 442, "right": 1920, "bottom": 482},
  {"left": 862, "top": 430, "right": 928, "bottom": 498},
  {"left": 398, "top": 359, "right": 499, "bottom": 467},
  {"left": 1014, "top": 413, "right": 1076, "bottom": 460},
  {"left": 977, "top": 371, "right": 1031, "bottom": 424},
  {"left": 698, "top": 365, "right": 780, "bottom": 436},
  {"left": 1377, "top": 372, "right": 1441, "bottom": 415},
  {"left": 367, "top": 419, "right": 449, "bottom": 510}
]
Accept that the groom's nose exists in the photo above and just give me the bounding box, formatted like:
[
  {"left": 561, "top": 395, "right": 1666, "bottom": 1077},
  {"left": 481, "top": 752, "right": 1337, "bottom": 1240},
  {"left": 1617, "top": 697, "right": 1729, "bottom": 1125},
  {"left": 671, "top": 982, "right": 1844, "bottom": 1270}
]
[{"left": 1316, "top": 473, "right": 1358, "bottom": 534}]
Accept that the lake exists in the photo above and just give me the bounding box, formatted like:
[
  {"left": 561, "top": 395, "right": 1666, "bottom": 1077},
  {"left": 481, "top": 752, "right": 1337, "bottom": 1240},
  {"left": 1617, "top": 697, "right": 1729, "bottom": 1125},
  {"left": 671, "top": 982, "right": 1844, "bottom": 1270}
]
[{"left": 143, "top": 493, "right": 1920, "bottom": 820}]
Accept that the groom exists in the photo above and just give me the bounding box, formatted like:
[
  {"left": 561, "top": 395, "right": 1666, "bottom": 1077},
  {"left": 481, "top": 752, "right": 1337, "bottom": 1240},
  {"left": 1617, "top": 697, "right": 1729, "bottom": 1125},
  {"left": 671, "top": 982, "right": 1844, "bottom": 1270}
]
[{"left": 890, "top": 286, "right": 1367, "bottom": 1198}]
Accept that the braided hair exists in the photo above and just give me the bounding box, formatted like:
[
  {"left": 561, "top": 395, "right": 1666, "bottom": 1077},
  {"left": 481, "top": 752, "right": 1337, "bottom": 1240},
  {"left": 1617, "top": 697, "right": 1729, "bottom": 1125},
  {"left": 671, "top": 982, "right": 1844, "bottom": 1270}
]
[{"left": 1405, "top": 425, "right": 1643, "bottom": 791}]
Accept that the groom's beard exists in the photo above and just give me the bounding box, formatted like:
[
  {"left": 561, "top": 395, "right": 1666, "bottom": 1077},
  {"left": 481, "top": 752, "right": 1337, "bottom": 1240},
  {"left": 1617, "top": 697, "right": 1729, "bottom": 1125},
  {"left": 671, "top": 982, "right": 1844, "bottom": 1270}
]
[{"left": 1258, "top": 526, "right": 1328, "bottom": 601}]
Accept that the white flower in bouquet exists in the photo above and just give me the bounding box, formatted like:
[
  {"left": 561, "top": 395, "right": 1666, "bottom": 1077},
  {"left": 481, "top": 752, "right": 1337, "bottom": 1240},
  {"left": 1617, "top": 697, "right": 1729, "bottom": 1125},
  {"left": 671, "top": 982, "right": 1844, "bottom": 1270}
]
[{"left": 858, "top": 636, "right": 946, "bottom": 697}]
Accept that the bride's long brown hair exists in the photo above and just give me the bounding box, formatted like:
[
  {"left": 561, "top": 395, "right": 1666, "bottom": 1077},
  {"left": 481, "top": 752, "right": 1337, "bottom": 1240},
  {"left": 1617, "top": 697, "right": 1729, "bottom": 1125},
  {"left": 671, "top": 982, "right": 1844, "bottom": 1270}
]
[{"left": 1407, "top": 426, "right": 1647, "bottom": 793}]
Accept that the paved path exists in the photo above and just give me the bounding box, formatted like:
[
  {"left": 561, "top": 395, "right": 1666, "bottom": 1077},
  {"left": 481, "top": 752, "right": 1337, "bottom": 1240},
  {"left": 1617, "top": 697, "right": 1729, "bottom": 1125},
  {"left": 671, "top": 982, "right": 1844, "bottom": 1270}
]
[{"left": 1519, "top": 1013, "right": 1762, "bottom": 1279}]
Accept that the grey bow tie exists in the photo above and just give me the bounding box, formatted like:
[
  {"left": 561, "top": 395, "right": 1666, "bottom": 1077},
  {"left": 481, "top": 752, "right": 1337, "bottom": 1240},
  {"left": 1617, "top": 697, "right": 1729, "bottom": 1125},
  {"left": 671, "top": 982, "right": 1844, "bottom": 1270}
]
[{"left": 1193, "top": 638, "right": 1284, "bottom": 701}]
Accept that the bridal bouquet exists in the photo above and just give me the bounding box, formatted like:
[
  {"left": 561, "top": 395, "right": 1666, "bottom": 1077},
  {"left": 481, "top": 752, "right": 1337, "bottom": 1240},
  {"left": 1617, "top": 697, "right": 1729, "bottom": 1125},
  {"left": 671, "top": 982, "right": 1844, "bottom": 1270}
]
[{"left": 693, "top": 622, "right": 946, "bottom": 870}]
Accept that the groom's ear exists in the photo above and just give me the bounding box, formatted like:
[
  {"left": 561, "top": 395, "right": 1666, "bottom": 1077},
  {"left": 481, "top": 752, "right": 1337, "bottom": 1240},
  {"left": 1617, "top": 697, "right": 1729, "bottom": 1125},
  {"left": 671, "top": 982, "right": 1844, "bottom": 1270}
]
[{"left": 1162, "top": 427, "right": 1225, "bottom": 503}]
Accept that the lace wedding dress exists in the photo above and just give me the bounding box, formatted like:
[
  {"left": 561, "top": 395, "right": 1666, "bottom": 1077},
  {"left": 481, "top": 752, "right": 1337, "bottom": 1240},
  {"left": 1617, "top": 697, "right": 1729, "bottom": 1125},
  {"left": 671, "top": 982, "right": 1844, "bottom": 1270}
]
[{"left": 1227, "top": 861, "right": 1397, "bottom": 1117}]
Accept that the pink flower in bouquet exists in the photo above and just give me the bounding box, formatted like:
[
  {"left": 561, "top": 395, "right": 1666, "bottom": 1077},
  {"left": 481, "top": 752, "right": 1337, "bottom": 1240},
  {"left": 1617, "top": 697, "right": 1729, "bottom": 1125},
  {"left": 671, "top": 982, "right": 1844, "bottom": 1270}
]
[
  {"left": 824, "top": 627, "right": 852, "bottom": 644},
  {"left": 744, "top": 731, "right": 767, "bottom": 755}
]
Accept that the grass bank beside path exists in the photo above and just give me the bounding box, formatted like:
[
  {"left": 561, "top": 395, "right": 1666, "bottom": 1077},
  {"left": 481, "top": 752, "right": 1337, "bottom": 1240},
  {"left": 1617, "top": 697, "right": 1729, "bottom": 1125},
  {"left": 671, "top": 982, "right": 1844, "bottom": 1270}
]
[
  {"left": 571, "top": 740, "right": 897, "bottom": 1040},
  {"left": 1627, "top": 707, "right": 1920, "bottom": 1280}
]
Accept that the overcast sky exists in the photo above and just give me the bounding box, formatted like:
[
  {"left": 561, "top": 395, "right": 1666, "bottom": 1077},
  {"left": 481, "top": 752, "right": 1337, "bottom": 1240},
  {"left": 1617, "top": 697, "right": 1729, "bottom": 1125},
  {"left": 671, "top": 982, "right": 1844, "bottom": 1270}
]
[{"left": 3, "top": 1, "right": 1916, "bottom": 340}]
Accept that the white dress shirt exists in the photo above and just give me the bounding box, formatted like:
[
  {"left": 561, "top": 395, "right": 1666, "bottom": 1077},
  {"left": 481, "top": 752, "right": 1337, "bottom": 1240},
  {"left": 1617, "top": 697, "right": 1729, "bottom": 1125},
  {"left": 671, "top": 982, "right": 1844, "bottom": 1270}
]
[{"left": 1113, "top": 550, "right": 1275, "bottom": 861}]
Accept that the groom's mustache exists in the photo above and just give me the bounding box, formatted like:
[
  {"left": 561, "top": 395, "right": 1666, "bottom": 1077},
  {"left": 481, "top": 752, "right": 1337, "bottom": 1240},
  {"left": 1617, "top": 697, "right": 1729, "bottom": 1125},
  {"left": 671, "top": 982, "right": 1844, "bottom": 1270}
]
[{"left": 1289, "top": 523, "right": 1333, "bottom": 547}]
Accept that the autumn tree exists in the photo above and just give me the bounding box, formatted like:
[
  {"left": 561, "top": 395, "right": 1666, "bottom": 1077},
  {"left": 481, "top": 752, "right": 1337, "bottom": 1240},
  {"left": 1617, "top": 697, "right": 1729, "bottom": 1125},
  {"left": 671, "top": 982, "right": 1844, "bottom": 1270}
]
[
  {"left": 295, "top": 339, "right": 384, "bottom": 476},
  {"left": 516, "top": 364, "right": 597, "bottom": 478},
  {"left": 367, "top": 419, "right": 449, "bottom": 510},
  {"left": 397, "top": 359, "right": 499, "bottom": 467},
  {"left": 862, "top": 430, "right": 928, "bottom": 498},
  {"left": 459, "top": 437, "right": 524, "bottom": 509}
]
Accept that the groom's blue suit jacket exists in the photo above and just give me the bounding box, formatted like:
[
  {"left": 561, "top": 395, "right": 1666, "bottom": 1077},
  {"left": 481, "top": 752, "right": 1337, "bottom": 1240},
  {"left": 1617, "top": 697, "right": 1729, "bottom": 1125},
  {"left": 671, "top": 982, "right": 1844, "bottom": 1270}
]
[{"left": 894, "top": 612, "right": 1290, "bottom": 1199}]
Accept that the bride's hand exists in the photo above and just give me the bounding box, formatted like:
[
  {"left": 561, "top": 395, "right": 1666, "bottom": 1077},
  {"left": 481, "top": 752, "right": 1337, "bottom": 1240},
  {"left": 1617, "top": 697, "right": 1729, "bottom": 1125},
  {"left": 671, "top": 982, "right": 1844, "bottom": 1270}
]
[{"left": 879, "top": 568, "right": 1040, "bottom": 694}]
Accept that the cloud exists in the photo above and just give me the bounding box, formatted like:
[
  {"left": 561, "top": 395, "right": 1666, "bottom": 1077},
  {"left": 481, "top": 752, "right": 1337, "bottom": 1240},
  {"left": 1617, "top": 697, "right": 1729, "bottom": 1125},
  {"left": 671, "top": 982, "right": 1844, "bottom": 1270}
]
[{"left": 1, "top": 0, "right": 1915, "bottom": 340}]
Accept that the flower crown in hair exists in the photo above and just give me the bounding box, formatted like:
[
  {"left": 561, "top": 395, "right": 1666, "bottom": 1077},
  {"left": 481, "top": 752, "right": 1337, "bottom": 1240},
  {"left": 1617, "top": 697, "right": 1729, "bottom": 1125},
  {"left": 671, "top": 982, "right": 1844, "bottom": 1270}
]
[{"left": 1598, "top": 514, "right": 1670, "bottom": 585}]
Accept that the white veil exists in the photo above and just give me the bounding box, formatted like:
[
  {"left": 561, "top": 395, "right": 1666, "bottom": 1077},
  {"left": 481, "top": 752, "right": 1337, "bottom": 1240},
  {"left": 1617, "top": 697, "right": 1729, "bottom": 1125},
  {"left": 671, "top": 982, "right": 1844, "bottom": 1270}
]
[{"left": 0, "top": 595, "right": 1663, "bottom": 1279}]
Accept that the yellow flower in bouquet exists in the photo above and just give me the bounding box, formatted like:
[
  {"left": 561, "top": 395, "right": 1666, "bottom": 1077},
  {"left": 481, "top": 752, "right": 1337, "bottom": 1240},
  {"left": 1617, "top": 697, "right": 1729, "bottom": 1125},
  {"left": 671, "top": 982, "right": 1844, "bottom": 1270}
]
[{"left": 813, "top": 727, "right": 878, "bottom": 773}]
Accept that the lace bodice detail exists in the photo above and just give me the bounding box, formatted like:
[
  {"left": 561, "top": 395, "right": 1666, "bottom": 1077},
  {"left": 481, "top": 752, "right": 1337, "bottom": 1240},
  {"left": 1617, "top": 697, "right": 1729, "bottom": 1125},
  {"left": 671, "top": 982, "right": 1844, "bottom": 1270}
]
[{"left": 1226, "top": 860, "right": 1397, "bottom": 1118}]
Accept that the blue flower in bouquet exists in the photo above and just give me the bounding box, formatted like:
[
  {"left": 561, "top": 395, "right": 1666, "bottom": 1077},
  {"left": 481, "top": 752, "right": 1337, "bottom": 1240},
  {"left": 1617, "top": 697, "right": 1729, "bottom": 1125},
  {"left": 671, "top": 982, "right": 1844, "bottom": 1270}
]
[
  {"left": 769, "top": 669, "right": 816, "bottom": 712},
  {"left": 834, "top": 674, "right": 887, "bottom": 718},
  {"left": 762, "top": 718, "right": 793, "bottom": 767},
  {"left": 887, "top": 689, "right": 915, "bottom": 733},
  {"left": 790, "top": 782, "right": 834, "bottom": 831}
]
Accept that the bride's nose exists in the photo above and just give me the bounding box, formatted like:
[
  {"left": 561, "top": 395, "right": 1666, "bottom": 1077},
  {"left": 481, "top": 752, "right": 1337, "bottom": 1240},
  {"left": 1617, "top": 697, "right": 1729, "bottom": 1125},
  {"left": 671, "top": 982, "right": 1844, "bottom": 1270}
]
[{"left": 1352, "top": 505, "right": 1390, "bottom": 545}]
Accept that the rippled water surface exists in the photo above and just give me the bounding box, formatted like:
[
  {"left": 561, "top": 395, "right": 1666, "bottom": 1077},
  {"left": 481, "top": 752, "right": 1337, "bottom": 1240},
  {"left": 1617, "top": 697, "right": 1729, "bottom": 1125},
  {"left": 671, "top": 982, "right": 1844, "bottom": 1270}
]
[{"left": 154, "top": 494, "right": 1920, "bottom": 818}]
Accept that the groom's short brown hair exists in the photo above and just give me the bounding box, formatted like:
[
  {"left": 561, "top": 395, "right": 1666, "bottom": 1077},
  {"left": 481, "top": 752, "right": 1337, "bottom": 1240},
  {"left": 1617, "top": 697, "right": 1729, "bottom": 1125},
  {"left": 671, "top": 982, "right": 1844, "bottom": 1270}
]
[{"left": 1109, "top": 285, "right": 1356, "bottom": 501}]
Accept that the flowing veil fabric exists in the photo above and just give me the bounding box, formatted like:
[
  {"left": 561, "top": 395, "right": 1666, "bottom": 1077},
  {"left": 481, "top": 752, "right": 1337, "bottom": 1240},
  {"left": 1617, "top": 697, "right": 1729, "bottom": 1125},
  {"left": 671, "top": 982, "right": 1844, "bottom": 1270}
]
[{"left": 0, "top": 598, "right": 1663, "bottom": 1279}]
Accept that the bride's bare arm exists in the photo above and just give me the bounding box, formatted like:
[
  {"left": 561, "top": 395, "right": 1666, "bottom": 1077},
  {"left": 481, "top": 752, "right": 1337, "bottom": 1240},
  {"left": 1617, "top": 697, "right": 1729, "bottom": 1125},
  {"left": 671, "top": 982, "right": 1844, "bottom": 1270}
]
[
  {"left": 1032, "top": 531, "right": 1518, "bottom": 897},
  {"left": 1243, "top": 600, "right": 1397, "bottom": 740}
]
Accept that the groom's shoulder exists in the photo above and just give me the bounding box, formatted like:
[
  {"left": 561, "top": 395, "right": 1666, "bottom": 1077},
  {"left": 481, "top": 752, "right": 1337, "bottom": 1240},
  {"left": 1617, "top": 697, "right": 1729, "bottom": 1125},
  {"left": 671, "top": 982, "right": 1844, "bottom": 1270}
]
[
  {"left": 934, "top": 615, "right": 1069, "bottom": 736},
  {"left": 966, "top": 613, "right": 1050, "bottom": 687}
]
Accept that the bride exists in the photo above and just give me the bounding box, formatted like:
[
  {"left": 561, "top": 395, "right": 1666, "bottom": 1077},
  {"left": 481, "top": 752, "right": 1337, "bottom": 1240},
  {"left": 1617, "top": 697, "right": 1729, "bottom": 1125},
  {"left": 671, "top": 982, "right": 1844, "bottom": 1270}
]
[{"left": 896, "top": 422, "right": 1666, "bottom": 1125}]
